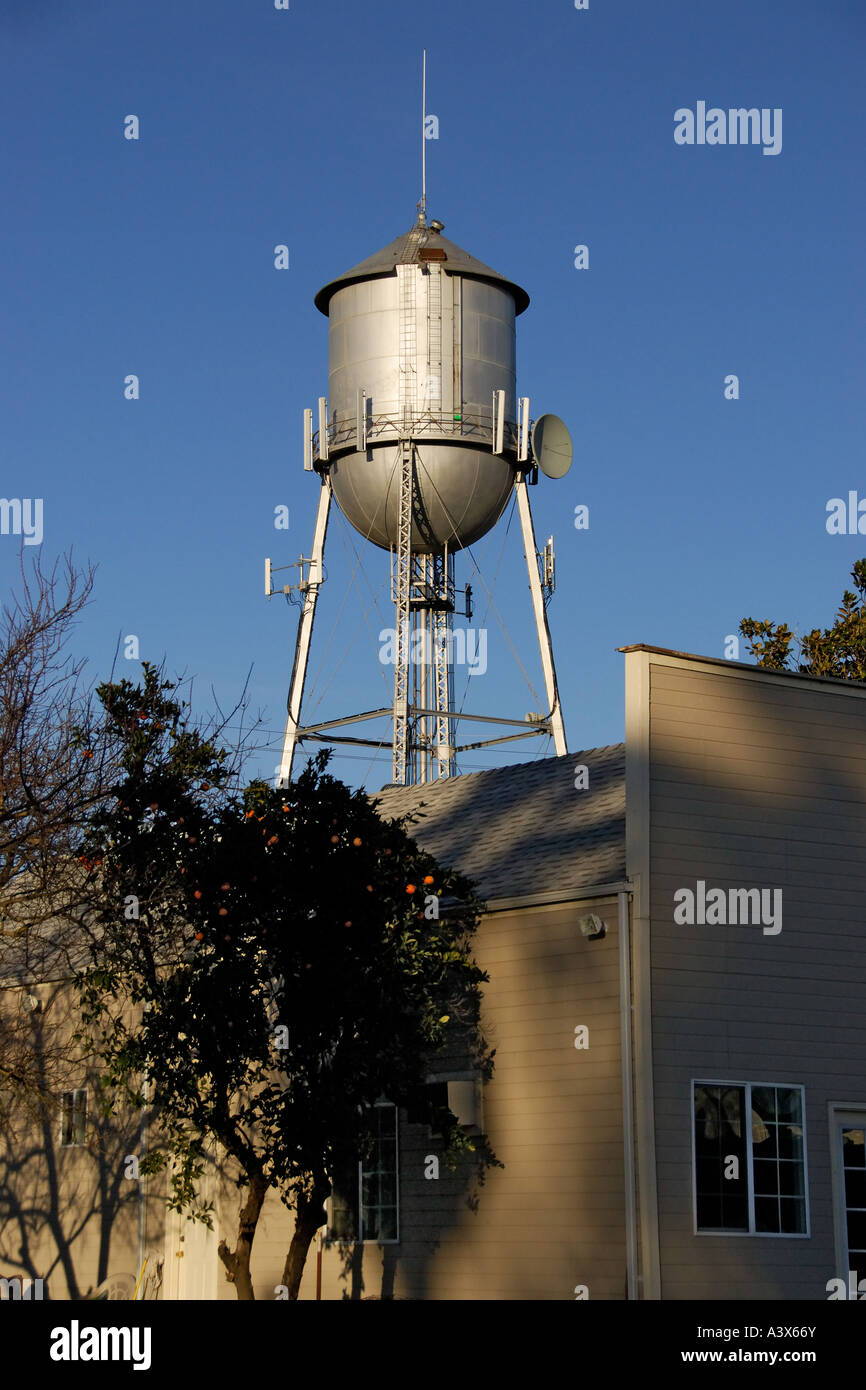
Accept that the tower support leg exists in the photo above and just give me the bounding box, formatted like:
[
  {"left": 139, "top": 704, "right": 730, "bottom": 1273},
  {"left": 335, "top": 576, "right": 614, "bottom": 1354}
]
[
  {"left": 278, "top": 475, "right": 332, "bottom": 786},
  {"left": 433, "top": 550, "right": 455, "bottom": 778},
  {"left": 392, "top": 440, "right": 414, "bottom": 785},
  {"left": 514, "top": 473, "right": 567, "bottom": 756}
]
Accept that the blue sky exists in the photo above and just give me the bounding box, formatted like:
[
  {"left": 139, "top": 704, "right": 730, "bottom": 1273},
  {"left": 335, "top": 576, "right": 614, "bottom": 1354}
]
[{"left": 2, "top": 0, "right": 863, "bottom": 790}]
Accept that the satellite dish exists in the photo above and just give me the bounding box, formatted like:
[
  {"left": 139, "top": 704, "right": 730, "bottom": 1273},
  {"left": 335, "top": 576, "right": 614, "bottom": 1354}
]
[{"left": 531, "top": 414, "right": 572, "bottom": 479}]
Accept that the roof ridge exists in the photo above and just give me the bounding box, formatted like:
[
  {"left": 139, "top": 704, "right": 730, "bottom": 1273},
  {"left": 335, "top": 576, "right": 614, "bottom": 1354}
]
[{"left": 371, "top": 743, "right": 625, "bottom": 800}]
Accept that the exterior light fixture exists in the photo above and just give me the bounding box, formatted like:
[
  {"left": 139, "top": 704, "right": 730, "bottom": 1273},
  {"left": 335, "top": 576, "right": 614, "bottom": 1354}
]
[{"left": 578, "top": 913, "right": 606, "bottom": 941}]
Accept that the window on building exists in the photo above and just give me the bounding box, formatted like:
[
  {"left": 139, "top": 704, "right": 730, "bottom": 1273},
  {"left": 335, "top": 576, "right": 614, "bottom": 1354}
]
[
  {"left": 840, "top": 1125, "right": 866, "bottom": 1275},
  {"left": 60, "top": 1089, "right": 87, "bottom": 1147},
  {"left": 358, "top": 1102, "right": 399, "bottom": 1243},
  {"left": 693, "top": 1082, "right": 807, "bottom": 1235},
  {"left": 406, "top": 1080, "right": 449, "bottom": 1128}
]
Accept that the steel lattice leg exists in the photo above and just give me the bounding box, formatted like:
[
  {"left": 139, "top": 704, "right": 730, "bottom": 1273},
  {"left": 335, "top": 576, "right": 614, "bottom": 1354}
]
[
  {"left": 433, "top": 551, "right": 455, "bottom": 779},
  {"left": 392, "top": 440, "right": 414, "bottom": 784}
]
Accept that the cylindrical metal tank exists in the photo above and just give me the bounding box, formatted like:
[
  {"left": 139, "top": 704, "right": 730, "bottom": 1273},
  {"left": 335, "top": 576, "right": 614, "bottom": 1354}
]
[{"left": 314, "top": 219, "right": 529, "bottom": 554}]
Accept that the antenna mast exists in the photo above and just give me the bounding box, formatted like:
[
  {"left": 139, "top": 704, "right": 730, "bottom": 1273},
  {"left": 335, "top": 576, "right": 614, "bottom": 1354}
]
[{"left": 419, "top": 49, "right": 427, "bottom": 224}]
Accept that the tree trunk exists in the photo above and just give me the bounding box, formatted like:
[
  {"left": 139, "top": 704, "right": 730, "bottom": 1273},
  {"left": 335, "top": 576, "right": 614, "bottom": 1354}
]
[
  {"left": 280, "top": 1183, "right": 329, "bottom": 1300},
  {"left": 217, "top": 1172, "right": 268, "bottom": 1300}
]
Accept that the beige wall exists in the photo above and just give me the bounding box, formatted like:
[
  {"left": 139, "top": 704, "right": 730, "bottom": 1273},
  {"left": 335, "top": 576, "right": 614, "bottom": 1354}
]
[
  {"left": 3, "top": 896, "right": 629, "bottom": 1303},
  {"left": 631, "top": 650, "right": 866, "bottom": 1299},
  {"left": 0, "top": 982, "right": 163, "bottom": 1300},
  {"left": 223, "top": 895, "right": 627, "bottom": 1301}
]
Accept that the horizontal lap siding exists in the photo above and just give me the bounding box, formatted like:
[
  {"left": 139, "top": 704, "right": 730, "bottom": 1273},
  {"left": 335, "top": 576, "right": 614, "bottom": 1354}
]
[
  {"left": 296, "top": 898, "right": 626, "bottom": 1299},
  {"left": 648, "top": 660, "right": 866, "bottom": 1300}
]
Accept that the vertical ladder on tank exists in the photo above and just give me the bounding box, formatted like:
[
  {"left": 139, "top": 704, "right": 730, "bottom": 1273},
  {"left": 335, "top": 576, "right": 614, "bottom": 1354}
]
[
  {"left": 398, "top": 263, "right": 417, "bottom": 426},
  {"left": 426, "top": 265, "right": 442, "bottom": 416}
]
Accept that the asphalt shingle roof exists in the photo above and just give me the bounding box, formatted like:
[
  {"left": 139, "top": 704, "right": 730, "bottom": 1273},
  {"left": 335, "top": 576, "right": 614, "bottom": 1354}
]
[
  {"left": 2, "top": 748, "right": 626, "bottom": 984},
  {"left": 371, "top": 746, "right": 626, "bottom": 904}
]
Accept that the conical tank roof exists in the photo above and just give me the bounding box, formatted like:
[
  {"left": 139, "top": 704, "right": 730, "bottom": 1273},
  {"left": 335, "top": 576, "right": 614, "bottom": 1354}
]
[{"left": 314, "top": 218, "right": 530, "bottom": 316}]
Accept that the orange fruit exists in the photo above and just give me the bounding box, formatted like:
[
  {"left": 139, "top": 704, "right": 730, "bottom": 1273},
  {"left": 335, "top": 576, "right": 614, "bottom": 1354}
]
[{"left": 406, "top": 884, "right": 416, "bottom": 895}]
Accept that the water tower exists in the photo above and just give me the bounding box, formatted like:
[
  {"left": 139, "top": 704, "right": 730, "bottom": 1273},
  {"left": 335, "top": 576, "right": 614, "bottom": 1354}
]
[{"left": 268, "top": 207, "right": 572, "bottom": 787}]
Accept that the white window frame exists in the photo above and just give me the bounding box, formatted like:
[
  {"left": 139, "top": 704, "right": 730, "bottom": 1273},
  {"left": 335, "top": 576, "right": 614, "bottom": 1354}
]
[
  {"left": 828, "top": 1102, "right": 866, "bottom": 1284},
  {"left": 691, "top": 1078, "right": 810, "bottom": 1238},
  {"left": 358, "top": 1100, "right": 399, "bottom": 1245}
]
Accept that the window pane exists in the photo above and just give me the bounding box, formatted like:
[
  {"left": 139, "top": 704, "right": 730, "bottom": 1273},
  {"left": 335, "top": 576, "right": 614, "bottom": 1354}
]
[
  {"left": 694, "top": 1084, "right": 747, "bottom": 1230},
  {"left": 72, "top": 1090, "right": 87, "bottom": 1145},
  {"left": 755, "top": 1195, "right": 781, "bottom": 1233},
  {"left": 777, "top": 1123, "right": 804, "bottom": 1161},
  {"left": 377, "top": 1106, "right": 396, "bottom": 1138},
  {"left": 720, "top": 1192, "right": 749, "bottom": 1230},
  {"left": 374, "top": 1207, "right": 397, "bottom": 1241},
  {"left": 843, "top": 1129, "right": 866, "bottom": 1168},
  {"left": 60, "top": 1092, "right": 73, "bottom": 1147},
  {"left": 752, "top": 1086, "right": 776, "bottom": 1120},
  {"left": 696, "top": 1194, "right": 722, "bottom": 1228},
  {"left": 778, "top": 1160, "right": 805, "bottom": 1198},
  {"left": 753, "top": 1158, "right": 780, "bottom": 1196},
  {"left": 847, "top": 1210, "right": 866, "bottom": 1250},
  {"left": 696, "top": 1156, "right": 725, "bottom": 1194},
  {"left": 752, "top": 1121, "right": 778, "bottom": 1157},
  {"left": 779, "top": 1198, "right": 806, "bottom": 1234},
  {"left": 845, "top": 1168, "right": 866, "bottom": 1209},
  {"left": 776, "top": 1088, "right": 802, "bottom": 1124}
]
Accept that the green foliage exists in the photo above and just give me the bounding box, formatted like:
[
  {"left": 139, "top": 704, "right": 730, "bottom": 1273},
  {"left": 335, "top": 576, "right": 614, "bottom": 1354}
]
[
  {"left": 76, "top": 664, "right": 497, "bottom": 1234},
  {"left": 740, "top": 560, "right": 866, "bottom": 681}
]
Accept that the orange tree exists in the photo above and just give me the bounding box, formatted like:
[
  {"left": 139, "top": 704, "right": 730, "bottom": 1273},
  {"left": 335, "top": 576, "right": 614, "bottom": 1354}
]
[{"left": 77, "top": 664, "right": 496, "bottom": 1299}]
